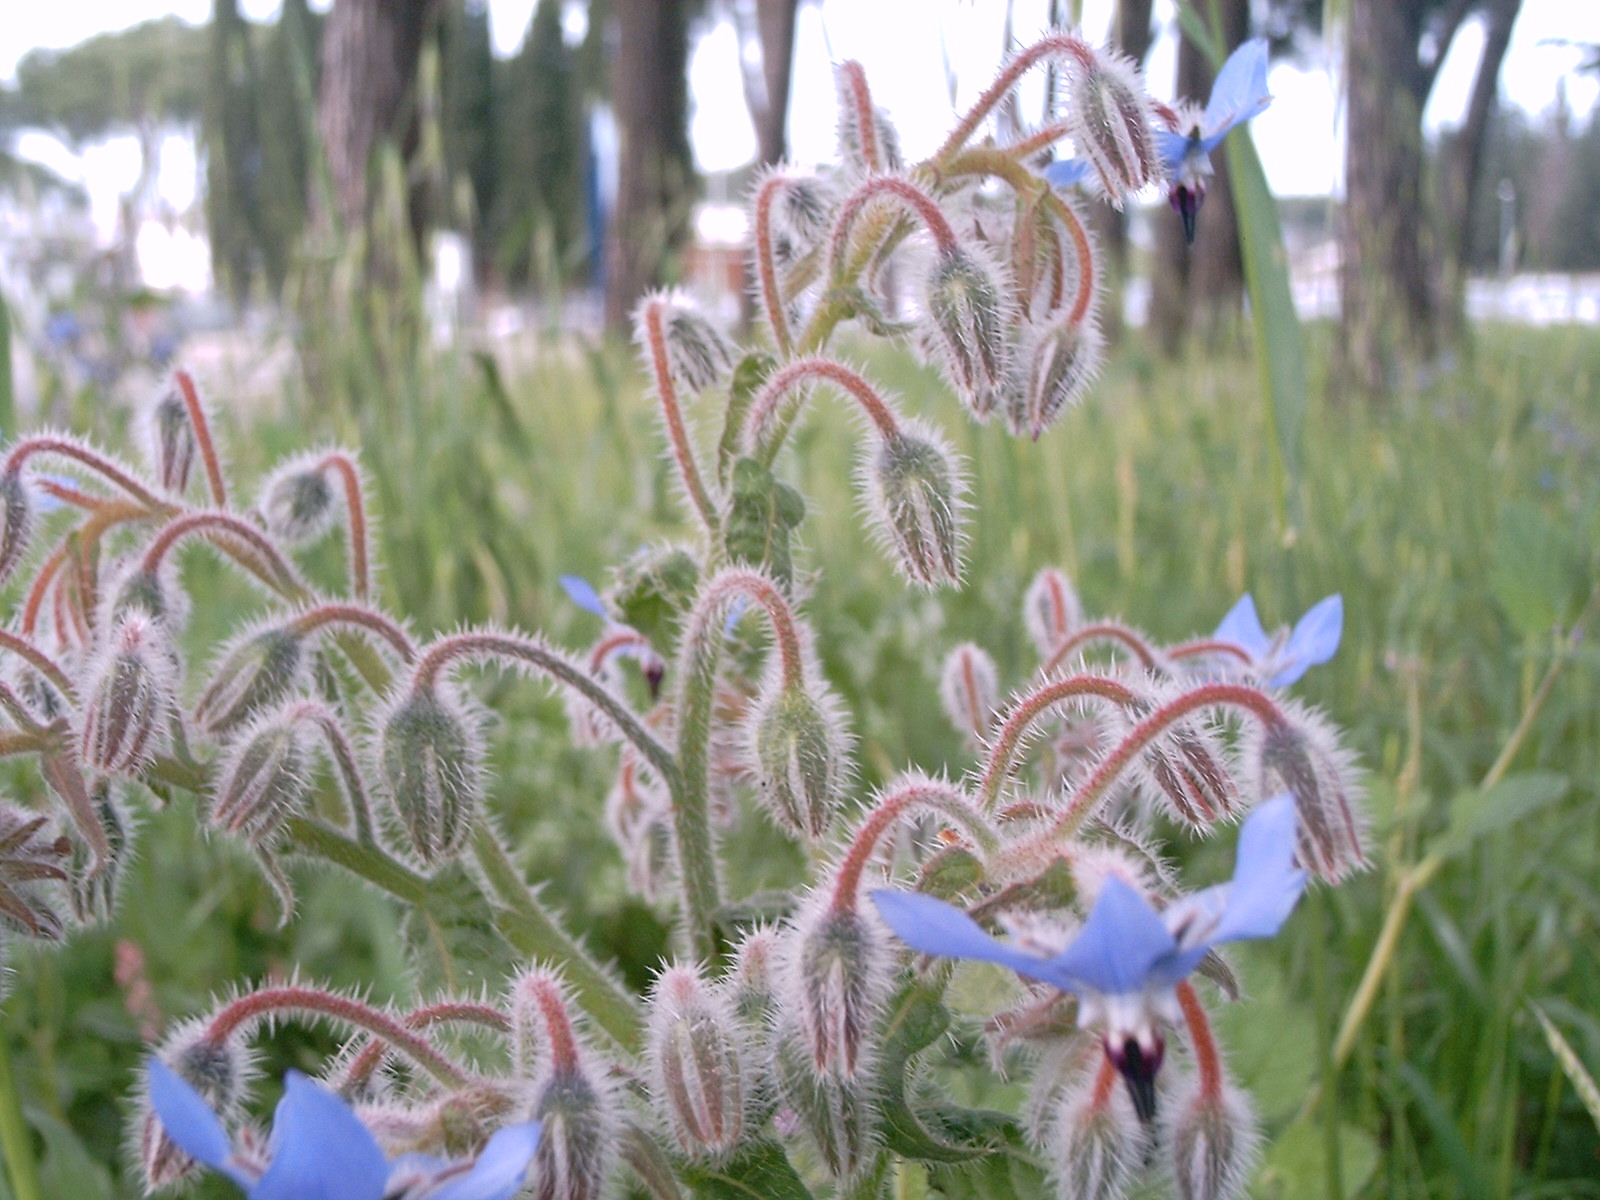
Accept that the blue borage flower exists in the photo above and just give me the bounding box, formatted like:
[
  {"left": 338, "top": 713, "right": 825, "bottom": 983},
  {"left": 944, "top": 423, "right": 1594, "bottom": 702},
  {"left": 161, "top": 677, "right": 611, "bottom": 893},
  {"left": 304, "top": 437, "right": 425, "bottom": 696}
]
[
  {"left": 1214, "top": 592, "right": 1342, "bottom": 688},
  {"left": 871, "top": 793, "right": 1305, "bottom": 1119},
  {"left": 1046, "top": 38, "right": 1272, "bottom": 242},
  {"left": 146, "top": 1058, "right": 541, "bottom": 1200}
]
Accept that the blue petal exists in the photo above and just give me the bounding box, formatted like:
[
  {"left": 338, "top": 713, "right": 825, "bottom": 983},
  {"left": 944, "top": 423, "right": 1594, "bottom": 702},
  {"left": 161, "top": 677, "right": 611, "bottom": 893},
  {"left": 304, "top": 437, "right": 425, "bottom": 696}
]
[
  {"left": 1201, "top": 38, "right": 1271, "bottom": 142},
  {"left": 1155, "top": 128, "right": 1198, "bottom": 176},
  {"left": 426, "top": 1122, "right": 542, "bottom": 1200},
  {"left": 1214, "top": 593, "right": 1269, "bottom": 656},
  {"left": 145, "top": 1059, "right": 238, "bottom": 1176},
  {"left": 1211, "top": 793, "right": 1306, "bottom": 943},
  {"left": 1276, "top": 594, "right": 1343, "bottom": 686},
  {"left": 1054, "top": 877, "right": 1177, "bottom": 996},
  {"left": 251, "top": 1072, "right": 388, "bottom": 1200},
  {"left": 1043, "top": 158, "right": 1093, "bottom": 188},
  {"left": 870, "top": 890, "right": 1078, "bottom": 992},
  {"left": 559, "top": 575, "right": 607, "bottom": 618}
]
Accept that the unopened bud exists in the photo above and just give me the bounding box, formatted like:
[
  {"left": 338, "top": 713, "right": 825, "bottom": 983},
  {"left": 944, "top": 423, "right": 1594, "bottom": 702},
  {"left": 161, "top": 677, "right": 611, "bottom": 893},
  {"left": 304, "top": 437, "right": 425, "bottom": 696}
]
[
  {"left": 144, "top": 382, "right": 197, "bottom": 494},
  {"left": 776, "top": 1036, "right": 874, "bottom": 1178},
  {"left": 924, "top": 246, "right": 1011, "bottom": 418},
  {"left": 1042, "top": 1067, "right": 1146, "bottom": 1200},
  {"left": 0, "top": 471, "right": 33, "bottom": 584},
  {"left": 866, "top": 421, "right": 967, "bottom": 588},
  {"left": 647, "top": 965, "right": 748, "bottom": 1158},
  {"left": 141, "top": 1026, "right": 252, "bottom": 1189},
  {"left": 1143, "top": 721, "right": 1239, "bottom": 827},
  {"left": 729, "top": 926, "right": 781, "bottom": 1024},
  {"left": 1009, "top": 316, "right": 1103, "bottom": 439},
  {"left": 834, "top": 61, "right": 902, "bottom": 174},
  {"left": 379, "top": 684, "right": 485, "bottom": 864},
  {"left": 194, "top": 624, "right": 307, "bottom": 733},
  {"left": 779, "top": 895, "right": 892, "bottom": 1080},
  {"left": 0, "top": 803, "right": 69, "bottom": 940},
  {"left": 939, "top": 642, "right": 999, "bottom": 744},
  {"left": 210, "top": 708, "right": 311, "bottom": 846},
  {"left": 1025, "top": 567, "right": 1085, "bottom": 657},
  {"left": 1062, "top": 49, "right": 1161, "bottom": 202},
  {"left": 1164, "top": 1076, "right": 1258, "bottom": 1200},
  {"left": 638, "top": 292, "right": 738, "bottom": 394},
  {"left": 764, "top": 172, "right": 834, "bottom": 267},
  {"left": 79, "top": 613, "right": 176, "bottom": 776},
  {"left": 749, "top": 679, "right": 850, "bottom": 841},
  {"left": 259, "top": 457, "right": 337, "bottom": 545},
  {"left": 106, "top": 562, "right": 188, "bottom": 635},
  {"left": 610, "top": 545, "right": 700, "bottom": 653},
  {"left": 1251, "top": 706, "right": 1365, "bottom": 881}
]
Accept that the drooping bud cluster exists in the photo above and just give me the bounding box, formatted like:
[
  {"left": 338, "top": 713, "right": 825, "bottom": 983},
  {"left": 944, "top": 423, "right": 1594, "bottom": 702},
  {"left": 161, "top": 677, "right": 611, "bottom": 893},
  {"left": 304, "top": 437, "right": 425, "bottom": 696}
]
[{"left": 1060, "top": 47, "right": 1162, "bottom": 202}]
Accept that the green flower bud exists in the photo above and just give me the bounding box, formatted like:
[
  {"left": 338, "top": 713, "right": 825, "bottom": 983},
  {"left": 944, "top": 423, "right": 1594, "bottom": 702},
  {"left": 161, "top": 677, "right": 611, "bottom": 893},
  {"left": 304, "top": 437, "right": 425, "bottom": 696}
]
[
  {"left": 194, "top": 625, "right": 307, "bottom": 733},
  {"left": 79, "top": 614, "right": 176, "bottom": 777},
  {"left": 0, "top": 470, "right": 34, "bottom": 584},
  {"left": 1009, "top": 316, "right": 1103, "bottom": 439},
  {"left": 1063, "top": 49, "right": 1161, "bottom": 202},
  {"left": 259, "top": 456, "right": 337, "bottom": 544},
  {"left": 924, "top": 246, "right": 1011, "bottom": 418},
  {"left": 749, "top": 680, "right": 851, "bottom": 841},
  {"left": 144, "top": 382, "right": 197, "bottom": 494},
  {"left": 379, "top": 684, "right": 484, "bottom": 864},
  {"left": 864, "top": 421, "right": 967, "bottom": 587},
  {"left": 210, "top": 708, "right": 311, "bottom": 847},
  {"left": 647, "top": 965, "right": 749, "bottom": 1159}
]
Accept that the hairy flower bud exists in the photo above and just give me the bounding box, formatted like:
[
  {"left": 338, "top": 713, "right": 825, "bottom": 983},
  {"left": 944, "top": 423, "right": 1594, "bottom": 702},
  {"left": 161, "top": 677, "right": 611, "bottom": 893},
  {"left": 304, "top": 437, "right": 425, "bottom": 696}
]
[
  {"left": 378, "top": 685, "right": 484, "bottom": 865},
  {"left": 1025, "top": 567, "right": 1085, "bottom": 657},
  {"left": 1164, "top": 1076, "right": 1258, "bottom": 1200},
  {"left": 749, "top": 678, "right": 851, "bottom": 841},
  {"left": 106, "top": 562, "right": 189, "bottom": 637},
  {"left": 765, "top": 172, "right": 834, "bottom": 267},
  {"left": 637, "top": 291, "right": 738, "bottom": 394},
  {"left": 924, "top": 246, "right": 1011, "bottom": 418},
  {"left": 1009, "top": 316, "right": 1103, "bottom": 439},
  {"left": 140, "top": 1025, "right": 253, "bottom": 1190},
  {"left": 0, "top": 470, "right": 33, "bottom": 585},
  {"left": 1042, "top": 1068, "right": 1146, "bottom": 1200},
  {"left": 1143, "top": 721, "right": 1239, "bottom": 826},
  {"left": 939, "top": 642, "right": 1000, "bottom": 744},
  {"left": 143, "top": 382, "right": 197, "bottom": 494},
  {"left": 775, "top": 1037, "right": 875, "bottom": 1179},
  {"left": 1062, "top": 48, "right": 1161, "bottom": 202},
  {"left": 779, "top": 894, "right": 892, "bottom": 1080},
  {"left": 210, "top": 708, "right": 312, "bottom": 847},
  {"left": 0, "top": 803, "right": 70, "bottom": 941},
  {"left": 834, "top": 61, "right": 902, "bottom": 174},
  {"left": 79, "top": 613, "right": 176, "bottom": 776},
  {"left": 194, "top": 624, "right": 307, "bottom": 733},
  {"left": 864, "top": 421, "right": 967, "bottom": 588},
  {"left": 259, "top": 456, "right": 337, "bottom": 545},
  {"left": 646, "top": 965, "right": 748, "bottom": 1158},
  {"left": 1250, "top": 705, "right": 1365, "bottom": 881}
]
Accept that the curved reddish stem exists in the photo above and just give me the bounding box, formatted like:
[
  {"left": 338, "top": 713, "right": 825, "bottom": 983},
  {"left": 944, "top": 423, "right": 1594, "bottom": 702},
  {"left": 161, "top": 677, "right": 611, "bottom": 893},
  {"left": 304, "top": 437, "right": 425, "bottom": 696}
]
[
  {"left": 744, "top": 357, "right": 901, "bottom": 461},
  {"left": 521, "top": 974, "right": 581, "bottom": 1074},
  {"left": 686, "top": 569, "right": 806, "bottom": 689},
  {"left": 753, "top": 174, "right": 794, "bottom": 357},
  {"left": 1168, "top": 638, "right": 1254, "bottom": 665},
  {"left": 827, "top": 176, "right": 958, "bottom": 283},
  {"left": 830, "top": 775, "right": 992, "bottom": 913},
  {"left": 1177, "top": 981, "right": 1223, "bottom": 1101},
  {"left": 340, "top": 1000, "right": 510, "bottom": 1090},
  {"left": 838, "top": 61, "right": 881, "bottom": 171},
  {"left": 4, "top": 437, "right": 166, "bottom": 511},
  {"left": 173, "top": 369, "right": 228, "bottom": 507},
  {"left": 289, "top": 603, "right": 415, "bottom": 662},
  {"left": 977, "top": 674, "right": 1141, "bottom": 811},
  {"left": 0, "top": 630, "right": 76, "bottom": 699},
  {"left": 315, "top": 452, "right": 370, "bottom": 599},
  {"left": 642, "top": 298, "right": 718, "bottom": 533},
  {"left": 1042, "top": 621, "right": 1161, "bottom": 676},
  {"left": 935, "top": 33, "right": 1098, "bottom": 163},
  {"left": 140, "top": 511, "right": 306, "bottom": 596}
]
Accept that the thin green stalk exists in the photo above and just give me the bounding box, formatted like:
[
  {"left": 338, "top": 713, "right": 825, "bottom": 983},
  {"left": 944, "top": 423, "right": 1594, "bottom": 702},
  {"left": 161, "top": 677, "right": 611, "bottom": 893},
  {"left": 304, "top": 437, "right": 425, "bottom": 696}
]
[
  {"left": 1310, "top": 891, "right": 1343, "bottom": 1200},
  {"left": 0, "top": 1029, "right": 42, "bottom": 1200},
  {"left": 470, "top": 825, "right": 642, "bottom": 1052}
]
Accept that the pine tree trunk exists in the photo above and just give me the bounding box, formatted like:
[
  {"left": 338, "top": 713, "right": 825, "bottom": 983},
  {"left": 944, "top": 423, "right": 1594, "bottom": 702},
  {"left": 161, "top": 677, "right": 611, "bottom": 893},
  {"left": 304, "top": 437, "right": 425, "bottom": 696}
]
[{"left": 604, "top": 0, "right": 696, "bottom": 335}]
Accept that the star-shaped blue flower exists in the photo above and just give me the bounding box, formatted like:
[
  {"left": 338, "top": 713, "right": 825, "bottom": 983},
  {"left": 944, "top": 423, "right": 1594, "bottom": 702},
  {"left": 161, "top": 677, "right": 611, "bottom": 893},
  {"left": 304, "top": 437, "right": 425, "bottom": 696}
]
[
  {"left": 1046, "top": 38, "right": 1272, "bottom": 242},
  {"left": 1214, "top": 592, "right": 1342, "bottom": 687},
  {"left": 871, "top": 793, "right": 1305, "bottom": 1117},
  {"left": 146, "top": 1059, "right": 541, "bottom": 1200}
]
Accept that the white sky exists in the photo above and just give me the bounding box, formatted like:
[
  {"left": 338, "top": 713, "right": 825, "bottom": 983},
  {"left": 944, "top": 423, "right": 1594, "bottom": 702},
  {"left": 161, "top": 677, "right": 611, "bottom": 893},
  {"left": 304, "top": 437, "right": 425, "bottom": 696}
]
[{"left": 3, "top": 0, "right": 1598, "bottom": 207}]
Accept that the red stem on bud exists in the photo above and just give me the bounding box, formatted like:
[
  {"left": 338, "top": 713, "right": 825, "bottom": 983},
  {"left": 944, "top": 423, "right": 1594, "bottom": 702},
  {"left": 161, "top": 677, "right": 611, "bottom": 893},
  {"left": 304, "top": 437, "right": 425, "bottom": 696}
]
[
  {"left": 827, "top": 176, "right": 959, "bottom": 284},
  {"left": 838, "top": 61, "right": 881, "bottom": 171},
  {"left": 753, "top": 175, "right": 794, "bottom": 357},
  {"left": 22, "top": 500, "right": 148, "bottom": 635},
  {"left": 1176, "top": 981, "right": 1223, "bottom": 1102},
  {"left": 289, "top": 603, "right": 416, "bottom": 662},
  {"left": 641, "top": 297, "right": 719, "bottom": 533},
  {"left": 4, "top": 436, "right": 168, "bottom": 512},
  {"left": 340, "top": 1000, "right": 510, "bottom": 1091},
  {"left": 1043, "top": 192, "right": 1097, "bottom": 327},
  {"left": 830, "top": 776, "right": 991, "bottom": 913},
  {"left": 1053, "top": 682, "right": 1286, "bottom": 837},
  {"left": 285, "top": 700, "right": 380, "bottom": 845},
  {"left": 744, "top": 357, "right": 900, "bottom": 463},
  {"left": 314, "top": 452, "right": 370, "bottom": 600},
  {"left": 203, "top": 985, "right": 472, "bottom": 1086},
  {"left": 524, "top": 974, "right": 583, "bottom": 1074},
  {"left": 1041, "top": 621, "right": 1161, "bottom": 676},
  {"left": 140, "top": 511, "right": 306, "bottom": 596},
  {"left": 173, "top": 369, "right": 228, "bottom": 508},
  {"left": 977, "top": 674, "right": 1141, "bottom": 811},
  {"left": 935, "top": 32, "right": 1098, "bottom": 163},
  {"left": 0, "top": 629, "right": 77, "bottom": 700},
  {"left": 590, "top": 628, "right": 651, "bottom": 674},
  {"left": 689, "top": 569, "right": 807, "bottom": 689},
  {"left": 1091, "top": 1047, "right": 1121, "bottom": 1108},
  {"left": 1166, "top": 638, "right": 1254, "bottom": 665}
]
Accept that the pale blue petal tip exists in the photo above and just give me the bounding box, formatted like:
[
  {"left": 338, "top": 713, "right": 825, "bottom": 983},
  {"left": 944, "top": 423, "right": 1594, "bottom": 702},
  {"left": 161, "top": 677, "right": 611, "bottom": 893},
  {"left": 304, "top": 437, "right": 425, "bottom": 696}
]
[
  {"left": 870, "top": 889, "right": 1072, "bottom": 990},
  {"left": 251, "top": 1071, "right": 388, "bottom": 1200},
  {"left": 1212, "top": 794, "right": 1307, "bottom": 942},
  {"left": 1056, "top": 876, "right": 1176, "bottom": 996},
  {"left": 1044, "top": 158, "right": 1093, "bottom": 188},
  {"left": 559, "top": 575, "right": 607, "bottom": 618},
  {"left": 427, "top": 1122, "right": 543, "bottom": 1200},
  {"left": 146, "top": 1058, "right": 235, "bottom": 1172},
  {"left": 1203, "top": 37, "right": 1272, "bottom": 138},
  {"left": 1215, "top": 593, "right": 1268, "bottom": 655}
]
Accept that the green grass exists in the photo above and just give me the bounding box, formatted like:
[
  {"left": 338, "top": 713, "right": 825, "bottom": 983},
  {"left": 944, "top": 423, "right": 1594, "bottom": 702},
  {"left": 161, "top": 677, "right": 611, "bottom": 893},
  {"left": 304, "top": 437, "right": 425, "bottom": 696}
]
[{"left": 3, "top": 320, "right": 1598, "bottom": 1197}]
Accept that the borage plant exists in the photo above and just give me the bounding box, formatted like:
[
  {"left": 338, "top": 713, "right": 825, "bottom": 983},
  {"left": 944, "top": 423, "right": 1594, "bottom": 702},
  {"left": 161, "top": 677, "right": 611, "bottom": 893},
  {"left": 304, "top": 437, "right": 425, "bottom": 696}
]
[{"left": 0, "top": 30, "right": 1363, "bottom": 1200}]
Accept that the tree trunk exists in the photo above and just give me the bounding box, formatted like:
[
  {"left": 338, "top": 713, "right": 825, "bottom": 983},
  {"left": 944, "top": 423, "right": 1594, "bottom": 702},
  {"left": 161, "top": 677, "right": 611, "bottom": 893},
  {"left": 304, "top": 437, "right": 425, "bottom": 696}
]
[
  {"left": 1439, "top": 0, "right": 1522, "bottom": 336},
  {"left": 1149, "top": 0, "right": 1247, "bottom": 355},
  {"left": 316, "top": 0, "right": 436, "bottom": 231},
  {"left": 604, "top": 0, "right": 697, "bottom": 335},
  {"left": 744, "top": 0, "right": 800, "bottom": 166},
  {"left": 1339, "top": 0, "right": 1435, "bottom": 393}
]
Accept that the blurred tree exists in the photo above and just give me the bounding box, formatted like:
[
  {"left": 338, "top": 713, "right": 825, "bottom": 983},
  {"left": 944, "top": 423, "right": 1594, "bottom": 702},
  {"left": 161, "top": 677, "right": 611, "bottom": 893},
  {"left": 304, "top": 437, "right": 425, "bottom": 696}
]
[
  {"left": 603, "top": 0, "right": 697, "bottom": 333},
  {"left": 205, "top": 0, "right": 266, "bottom": 302},
  {"left": 492, "top": 0, "right": 588, "bottom": 287},
  {"left": 440, "top": 0, "right": 498, "bottom": 266},
  {"left": 1086, "top": 0, "right": 1154, "bottom": 346},
  {"left": 255, "top": 0, "right": 320, "bottom": 290},
  {"left": 1340, "top": 0, "right": 1522, "bottom": 393},
  {"left": 732, "top": 0, "right": 801, "bottom": 168}
]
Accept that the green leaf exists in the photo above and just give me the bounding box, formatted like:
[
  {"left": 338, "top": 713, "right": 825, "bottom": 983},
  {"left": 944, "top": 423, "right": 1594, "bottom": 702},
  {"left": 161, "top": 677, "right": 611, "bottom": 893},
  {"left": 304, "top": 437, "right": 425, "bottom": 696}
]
[
  {"left": 725, "top": 457, "right": 805, "bottom": 587},
  {"left": 1437, "top": 770, "right": 1569, "bottom": 862},
  {"left": 1532, "top": 1004, "right": 1600, "bottom": 1135},
  {"left": 680, "top": 1139, "right": 814, "bottom": 1200},
  {"left": 400, "top": 860, "right": 509, "bottom": 994},
  {"left": 1257, "top": 1115, "right": 1378, "bottom": 1200},
  {"left": 1488, "top": 500, "right": 1584, "bottom": 638},
  {"left": 718, "top": 353, "right": 777, "bottom": 485},
  {"left": 23, "top": 1106, "right": 112, "bottom": 1200}
]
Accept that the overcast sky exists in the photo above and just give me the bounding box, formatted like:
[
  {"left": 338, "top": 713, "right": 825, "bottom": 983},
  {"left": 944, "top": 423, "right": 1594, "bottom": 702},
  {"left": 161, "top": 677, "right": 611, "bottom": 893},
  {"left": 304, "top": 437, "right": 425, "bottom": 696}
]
[{"left": 5, "top": 0, "right": 1599, "bottom": 200}]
